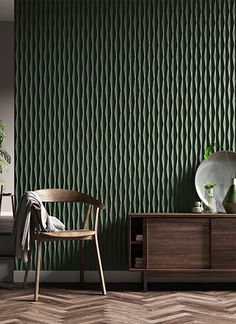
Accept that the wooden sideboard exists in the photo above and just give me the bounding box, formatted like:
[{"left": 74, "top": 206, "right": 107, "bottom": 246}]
[
  {"left": 0, "top": 216, "right": 14, "bottom": 282},
  {"left": 128, "top": 213, "right": 236, "bottom": 290}
]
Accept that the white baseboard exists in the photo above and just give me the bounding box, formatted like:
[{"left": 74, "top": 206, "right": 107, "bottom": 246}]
[
  {"left": 14, "top": 271, "right": 141, "bottom": 283},
  {"left": 14, "top": 271, "right": 236, "bottom": 283}
]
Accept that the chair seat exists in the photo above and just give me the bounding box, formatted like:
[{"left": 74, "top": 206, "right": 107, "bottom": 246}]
[{"left": 35, "top": 229, "right": 96, "bottom": 240}]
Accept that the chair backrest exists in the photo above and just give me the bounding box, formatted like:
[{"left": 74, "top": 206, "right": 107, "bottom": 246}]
[
  {"left": 32, "top": 189, "right": 105, "bottom": 231},
  {"left": 34, "top": 189, "right": 105, "bottom": 209}
]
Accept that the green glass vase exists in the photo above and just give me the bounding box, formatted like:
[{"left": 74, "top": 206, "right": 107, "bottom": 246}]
[{"left": 223, "top": 178, "right": 236, "bottom": 214}]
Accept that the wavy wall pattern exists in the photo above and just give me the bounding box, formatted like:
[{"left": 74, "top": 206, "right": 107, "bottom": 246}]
[{"left": 15, "top": 0, "right": 236, "bottom": 270}]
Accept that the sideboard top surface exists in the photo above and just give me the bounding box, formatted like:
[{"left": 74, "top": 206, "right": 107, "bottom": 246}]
[{"left": 128, "top": 212, "right": 236, "bottom": 218}]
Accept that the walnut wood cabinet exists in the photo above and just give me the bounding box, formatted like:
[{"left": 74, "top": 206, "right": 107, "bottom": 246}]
[{"left": 128, "top": 213, "right": 236, "bottom": 290}]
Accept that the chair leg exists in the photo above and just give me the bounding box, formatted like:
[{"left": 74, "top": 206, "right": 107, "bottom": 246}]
[
  {"left": 80, "top": 240, "right": 84, "bottom": 287},
  {"left": 94, "top": 235, "right": 106, "bottom": 295},
  {"left": 34, "top": 240, "right": 42, "bottom": 302}
]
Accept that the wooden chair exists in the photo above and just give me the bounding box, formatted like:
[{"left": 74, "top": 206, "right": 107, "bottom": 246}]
[{"left": 23, "top": 189, "right": 106, "bottom": 301}]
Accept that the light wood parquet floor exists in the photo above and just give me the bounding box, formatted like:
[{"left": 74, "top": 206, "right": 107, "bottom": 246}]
[{"left": 1, "top": 283, "right": 236, "bottom": 323}]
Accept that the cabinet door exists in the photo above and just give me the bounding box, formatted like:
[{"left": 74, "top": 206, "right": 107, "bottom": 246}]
[
  {"left": 211, "top": 218, "right": 236, "bottom": 269},
  {"left": 147, "top": 218, "right": 210, "bottom": 269}
]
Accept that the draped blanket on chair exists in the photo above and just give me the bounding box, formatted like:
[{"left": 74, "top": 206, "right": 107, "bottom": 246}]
[{"left": 11, "top": 191, "right": 65, "bottom": 262}]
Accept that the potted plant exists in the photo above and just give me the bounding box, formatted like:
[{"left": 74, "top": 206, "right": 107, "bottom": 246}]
[{"left": 0, "top": 120, "right": 11, "bottom": 187}]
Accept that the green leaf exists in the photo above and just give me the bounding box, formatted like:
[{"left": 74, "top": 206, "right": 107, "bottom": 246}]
[
  {"left": 0, "top": 159, "right": 8, "bottom": 173},
  {"left": 0, "top": 121, "right": 11, "bottom": 173},
  {"left": 204, "top": 184, "right": 216, "bottom": 189},
  {"left": 204, "top": 144, "right": 216, "bottom": 160},
  {"left": 0, "top": 121, "right": 6, "bottom": 143},
  {"left": 0, "top": 149, "right": 11, "bottom": 164}
]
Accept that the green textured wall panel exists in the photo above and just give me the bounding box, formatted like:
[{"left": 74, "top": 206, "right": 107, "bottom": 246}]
[{"left": 15, "top": 0, "right": 236, "bottom": 270}]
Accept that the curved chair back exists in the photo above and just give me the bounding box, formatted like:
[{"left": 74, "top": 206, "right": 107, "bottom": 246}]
[{"left": 35, "top": 189, "right": 105, "bottom": 208}]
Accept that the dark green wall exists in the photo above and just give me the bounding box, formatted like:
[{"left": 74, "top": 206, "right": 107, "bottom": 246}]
[{"left": 15, "top": 0, "right": 236, "bottom": 270}]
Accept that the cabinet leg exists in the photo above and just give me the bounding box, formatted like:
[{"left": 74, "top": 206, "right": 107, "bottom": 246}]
[{"left": 142, "top": 271, "right": 147, "bottom": 292}]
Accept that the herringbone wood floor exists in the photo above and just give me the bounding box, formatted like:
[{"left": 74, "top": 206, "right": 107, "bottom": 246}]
[{"left": 1, "top": 283, "right": 236, "bottom": 323}]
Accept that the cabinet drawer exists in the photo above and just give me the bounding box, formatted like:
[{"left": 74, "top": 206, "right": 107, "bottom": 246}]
[
  {"left": 211, "top": 218, "right": 236, "bottom": 269},
  {"left": 0, "top": 235, "right": 15, "bottom": 255},
  {"left": 147, "top": 218, "right": 210, "bottom": 269},
  {"left": 0, "top": 257, "right": 14, "bottom": 282}
]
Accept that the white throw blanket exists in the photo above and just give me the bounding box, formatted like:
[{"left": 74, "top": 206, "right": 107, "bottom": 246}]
[{"left": 11, "top": 191, "right": 65, "bottom": 262}]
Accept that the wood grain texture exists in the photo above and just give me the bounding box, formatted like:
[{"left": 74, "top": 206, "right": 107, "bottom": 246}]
[
  {"left": 34, "top": 230, "right": 95, "bottom": 240},
  {"left": 35, "top": 189, "right": 105, "bottom": 208},
  {"left": 1, "top": 283, "right": 236, "bottom": 323},
  {"left": 129, "top": 213, "right": 236, "bottom": 289},
  {"left": 0, "top": 216, "right": 14, "bottom": 233},
  {"left": 145, "top": 269, "right": 236, "bottom": 277},
  {"left": 26, "top": 189, "right": 106, "bottom": 300},
  {"left": 147, "top": 218, "right": 210, "bottom": 269},
  {"left": 211, "top": 218, "right": 236, "bottom": 269},
  {"left": 128, "top": 213, "right": 236, "bottom": 218}
]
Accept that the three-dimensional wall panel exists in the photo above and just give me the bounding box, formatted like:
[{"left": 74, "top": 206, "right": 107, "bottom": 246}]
[{"left": 15, "top": 0, "right": 236, "bottom": 270}]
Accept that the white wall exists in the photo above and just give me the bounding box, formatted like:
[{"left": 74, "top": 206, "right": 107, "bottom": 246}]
[{"left": 0, "top": 22, "right": 14, "bottom": 214}]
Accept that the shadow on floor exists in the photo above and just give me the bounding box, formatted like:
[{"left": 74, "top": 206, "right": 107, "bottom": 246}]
[{"left": 2, "top": 282, "right": 236, "bottom": 293}]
